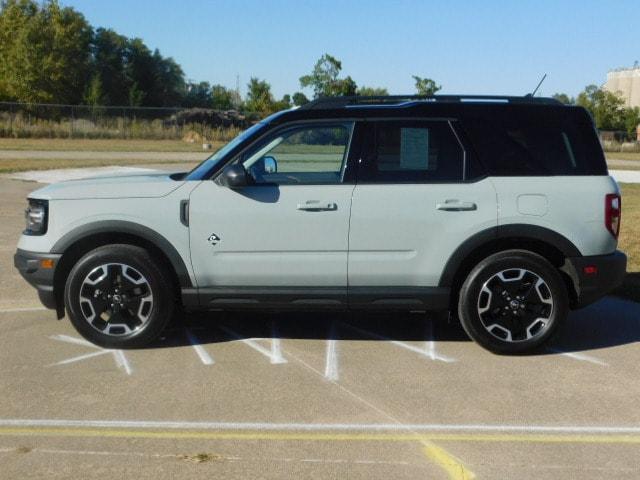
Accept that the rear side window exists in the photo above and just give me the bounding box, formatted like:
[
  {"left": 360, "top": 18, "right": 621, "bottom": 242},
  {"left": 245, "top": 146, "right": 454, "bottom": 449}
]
[
  {"left": 462, "top": 109, "right": 607, "bottom": 176},
  {"left": 358, "top": 121, "right": 464, "bottom": 183}
]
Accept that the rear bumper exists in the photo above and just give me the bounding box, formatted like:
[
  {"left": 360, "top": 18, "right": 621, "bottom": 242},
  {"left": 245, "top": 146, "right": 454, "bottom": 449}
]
[
  {"left": 563, "top": 250, "right": 627, "bottom": 309},
  {"left": 14, "top": 249, "right": 62, "bottom": 310}
]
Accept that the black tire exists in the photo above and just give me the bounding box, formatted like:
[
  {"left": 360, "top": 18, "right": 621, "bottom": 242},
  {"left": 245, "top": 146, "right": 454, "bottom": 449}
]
[
  {"left": 64, "top": 244, "right": 175, "bottom": 349},
  {"left": 458, "top": 249, "right": 568, "bottom": 354}
]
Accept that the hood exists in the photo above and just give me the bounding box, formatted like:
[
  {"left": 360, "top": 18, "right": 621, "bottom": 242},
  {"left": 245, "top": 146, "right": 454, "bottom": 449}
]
[{"left": 28, "top": 170, "right": 187, "bottom": 200}]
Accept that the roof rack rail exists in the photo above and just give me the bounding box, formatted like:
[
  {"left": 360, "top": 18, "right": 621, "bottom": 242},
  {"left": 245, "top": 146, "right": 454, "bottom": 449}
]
[{"left": 300, "top": 94, "right": 562, "bottom": 109}]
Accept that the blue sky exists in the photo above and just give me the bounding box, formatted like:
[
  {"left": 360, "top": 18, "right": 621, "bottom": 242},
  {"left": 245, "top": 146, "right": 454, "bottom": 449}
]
[{"left": 66, "top": 0, "right": 637, "bottom": 99}]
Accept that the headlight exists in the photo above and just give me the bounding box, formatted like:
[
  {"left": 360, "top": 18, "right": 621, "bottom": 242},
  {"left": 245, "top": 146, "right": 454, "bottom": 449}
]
[{"left": 24, "top": 199, "right": 48, "bottom": 235}]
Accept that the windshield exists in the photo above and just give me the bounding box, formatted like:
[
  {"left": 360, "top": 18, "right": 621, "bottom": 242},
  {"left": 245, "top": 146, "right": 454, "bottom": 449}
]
[{"left": 185, "top": 122, "right": 268, "bottom": 180}]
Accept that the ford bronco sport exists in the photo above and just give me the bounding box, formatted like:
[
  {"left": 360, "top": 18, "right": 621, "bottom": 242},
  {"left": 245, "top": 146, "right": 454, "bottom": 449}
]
[{"left": 15, "top": 95, "right": 627, "bottom": 353}]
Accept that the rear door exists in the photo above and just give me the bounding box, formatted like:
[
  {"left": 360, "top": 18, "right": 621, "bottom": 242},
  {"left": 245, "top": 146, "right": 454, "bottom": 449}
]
[{"left": 347, "top": 119, "right": 498, "bottom": 305}]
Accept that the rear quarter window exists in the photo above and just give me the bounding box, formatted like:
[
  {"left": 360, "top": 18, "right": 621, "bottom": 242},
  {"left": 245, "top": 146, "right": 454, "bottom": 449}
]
[{"left": 462, "top": 108, "right": 607, "bottom": 176}]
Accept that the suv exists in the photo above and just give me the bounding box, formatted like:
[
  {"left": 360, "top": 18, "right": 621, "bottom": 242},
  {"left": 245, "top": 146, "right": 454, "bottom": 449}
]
[{"left": 14, "top": 95, "right": 627, "bottom": 353}]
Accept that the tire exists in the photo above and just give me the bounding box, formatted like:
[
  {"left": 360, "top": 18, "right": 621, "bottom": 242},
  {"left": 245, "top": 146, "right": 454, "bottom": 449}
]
[
  {"left": 64, "top": 244, "right": 175, "bottom": 349},
  {"left": 458, "top": 249, "right": 568, "bottom": 354}
]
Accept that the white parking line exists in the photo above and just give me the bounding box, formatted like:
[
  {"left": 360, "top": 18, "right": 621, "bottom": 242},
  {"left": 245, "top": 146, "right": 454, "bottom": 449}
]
[
  {"left": 185, "top": 329, "right": 214, "bottom": 365},
  {"left": 548, "top": 348, "right": 609, "bottom": 366},
  {"left": 0, "top": 306, "right": 47, "bottom": 313},
  {"left": 50, "top": 335, "right": 133, "bottom": 375},
  {"left": 340, "top": 323, "right": 456, "bottom": 363},
  {"left": 218, "top": 325, "right": 287, "bottom": 364},
  {"left": 3, "top": 418, "right": 640, "bottom": 434},
  {"left": 324, "top": 338, "right": 339, "bottom": 381}
]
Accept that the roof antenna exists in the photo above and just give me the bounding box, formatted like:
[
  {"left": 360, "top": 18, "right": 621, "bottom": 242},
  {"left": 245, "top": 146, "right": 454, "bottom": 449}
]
[{"left": 527, "top": 73, "right": 547, "bottom": 97}]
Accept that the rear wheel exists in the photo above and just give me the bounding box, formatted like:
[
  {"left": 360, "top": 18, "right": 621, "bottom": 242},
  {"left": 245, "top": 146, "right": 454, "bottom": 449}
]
[
  {"left": 458, "top": 250, "right": 568, "bottom": 354},
  {"left": 64, "top": 244, "right": 174, "bottom": 348}
]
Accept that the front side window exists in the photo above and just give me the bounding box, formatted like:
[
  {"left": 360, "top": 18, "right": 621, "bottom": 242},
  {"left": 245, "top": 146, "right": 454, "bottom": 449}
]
[
  {"left": 239, "top": 123, "right": 353, "bottom": 185},
  {"left": 359, "top": 121, "right": 465, "bottom": 183}
]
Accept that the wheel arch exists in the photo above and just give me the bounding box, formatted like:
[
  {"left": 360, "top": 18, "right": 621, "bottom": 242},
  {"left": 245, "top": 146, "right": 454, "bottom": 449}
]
[
  {"left": 439, "top": 224, "right": 581, "bottom": 309},
  {"left": 51, "top": 221, "right": 192, "bottom": 317}
]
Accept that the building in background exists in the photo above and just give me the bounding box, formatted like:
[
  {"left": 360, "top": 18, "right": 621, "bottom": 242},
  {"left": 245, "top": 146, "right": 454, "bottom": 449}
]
[{"left": 604, "top": 64, "right": 640, "bottom": 108}]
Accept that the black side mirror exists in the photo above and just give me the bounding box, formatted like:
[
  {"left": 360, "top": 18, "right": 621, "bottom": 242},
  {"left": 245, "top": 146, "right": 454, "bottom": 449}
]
[{"left": 219, "top": 164, "right": 249, "bottom": 188}]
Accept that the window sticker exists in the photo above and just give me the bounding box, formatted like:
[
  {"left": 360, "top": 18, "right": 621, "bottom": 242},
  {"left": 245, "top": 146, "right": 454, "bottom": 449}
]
[{"left": 400, "top": 128, "right": 429, "bottom": 169}]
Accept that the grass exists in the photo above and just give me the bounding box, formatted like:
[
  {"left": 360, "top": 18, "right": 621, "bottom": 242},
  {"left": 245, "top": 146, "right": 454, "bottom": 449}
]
[
  {"left": 0, "top": 138, "right": 222, "bottom": 152},
  {"left": 606, "top": 151, "right": 640, "bottom": 162},
  {"left": 0, "top": 158, "right": 201, "bottom": 173},
  {"left": 613, "top": 183, "right": 640, "bottom": 302}
]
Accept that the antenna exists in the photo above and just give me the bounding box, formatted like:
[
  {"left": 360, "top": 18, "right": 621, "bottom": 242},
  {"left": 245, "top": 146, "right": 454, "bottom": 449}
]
[{"left": 528, "top": 73, "right": 547, "bottom": 97}]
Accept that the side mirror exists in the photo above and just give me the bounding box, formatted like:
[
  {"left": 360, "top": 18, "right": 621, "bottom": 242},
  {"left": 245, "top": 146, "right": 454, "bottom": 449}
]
[
  {"left": 262, "top": 156, "right": 278, "bottom": 173},
  {"left": 219, "top": 164, "right": 249, "bottom": 188}
]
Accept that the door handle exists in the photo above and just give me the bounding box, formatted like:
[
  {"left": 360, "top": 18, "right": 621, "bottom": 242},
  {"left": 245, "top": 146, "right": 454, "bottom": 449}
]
[
  {"left": 297, "top": 201, "right": 338, "bottom": 211},
  {"left": 436, "top": 200, "right": 477, "bottom": 211}
]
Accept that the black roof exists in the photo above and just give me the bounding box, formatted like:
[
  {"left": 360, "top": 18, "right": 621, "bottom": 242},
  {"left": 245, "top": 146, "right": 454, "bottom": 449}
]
[{"left": 266, "top": 94, "right": 577, "bottom": 125}]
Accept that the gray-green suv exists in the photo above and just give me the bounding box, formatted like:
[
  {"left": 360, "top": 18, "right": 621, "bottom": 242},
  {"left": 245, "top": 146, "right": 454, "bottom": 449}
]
[{"left": 15, "top": 95, "right": 627, "bottom": 353}]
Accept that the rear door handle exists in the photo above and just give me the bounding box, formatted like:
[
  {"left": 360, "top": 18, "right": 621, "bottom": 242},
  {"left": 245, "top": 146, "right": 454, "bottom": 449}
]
[
  {"left": 297, "top": 201, "right": 338, "bottom": 211},
  {"left": 436, "top": 200, "right": 477, "bottom": 211}
]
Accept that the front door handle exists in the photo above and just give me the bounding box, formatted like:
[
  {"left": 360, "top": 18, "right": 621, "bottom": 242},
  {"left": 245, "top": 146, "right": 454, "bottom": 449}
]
[
  {"left": 297, "top": 201, "right": 338, "bottom": 211},
  {"left": 436, "top": 200, "right": 477, "bottom": 211}
]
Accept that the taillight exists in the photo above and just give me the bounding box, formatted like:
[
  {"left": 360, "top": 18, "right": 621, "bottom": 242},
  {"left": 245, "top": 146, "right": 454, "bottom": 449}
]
[{"left": 605, "top": 193, "right": 621, "bottom": 239}]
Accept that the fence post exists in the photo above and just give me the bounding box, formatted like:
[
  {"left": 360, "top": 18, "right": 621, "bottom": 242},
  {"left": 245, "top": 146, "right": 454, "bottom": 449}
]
[
  {"left": 122, "top": 108, "right": 126, "bottom": 139},
  {"left": 9, "top": 103, "right": 13, "bottom": 137},
  {"left": 70, "top": 106, "right": 74, "bottom": 138}
]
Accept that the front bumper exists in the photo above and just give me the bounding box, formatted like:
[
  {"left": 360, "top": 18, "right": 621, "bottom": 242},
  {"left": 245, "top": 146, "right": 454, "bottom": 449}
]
[
  {"left": 14, "top": 249, "right": 62, "bottom": 311},
  {"left": 563, "top": 250, "right": 627, "bottom": 309}
]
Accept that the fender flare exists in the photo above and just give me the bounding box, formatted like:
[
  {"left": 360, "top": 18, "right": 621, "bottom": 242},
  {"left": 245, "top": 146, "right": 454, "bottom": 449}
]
[
  {"left": 51, "top": 220, "right": 193, "bottom": 288},
  {"left": 438, "top": 224, "right": 581, "bottom": 288}
]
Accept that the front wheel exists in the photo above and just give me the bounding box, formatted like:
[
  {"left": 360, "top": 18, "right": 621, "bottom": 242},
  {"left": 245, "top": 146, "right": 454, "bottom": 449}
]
[
  {"left": 64, "top": 244, "right": 175, "bottom": 349},
  {"left": 458, "top": 250, "right": 568, "bottom": 354}
]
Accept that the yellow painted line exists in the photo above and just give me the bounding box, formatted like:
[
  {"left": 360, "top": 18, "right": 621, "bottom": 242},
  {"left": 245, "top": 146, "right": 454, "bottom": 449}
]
[
  {"left": 2, "top": 427, "right": 640, "bottom": 445},
  {"left": 423, "top": 443, "right": 476, "bottom": 480}
]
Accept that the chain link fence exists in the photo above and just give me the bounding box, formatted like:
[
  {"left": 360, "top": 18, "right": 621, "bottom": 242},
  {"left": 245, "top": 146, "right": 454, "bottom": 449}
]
[{"left": 0, "top": 102, "right": 250, "bottom": 142}]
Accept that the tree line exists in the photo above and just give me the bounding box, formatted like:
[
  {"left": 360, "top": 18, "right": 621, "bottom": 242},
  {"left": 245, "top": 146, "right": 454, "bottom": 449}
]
[
  {"left": 553, "top": 87, "right": 640, "bottom": 139},
  {"left": 0, "top": 1, "right": 440, "bottom": 114}
]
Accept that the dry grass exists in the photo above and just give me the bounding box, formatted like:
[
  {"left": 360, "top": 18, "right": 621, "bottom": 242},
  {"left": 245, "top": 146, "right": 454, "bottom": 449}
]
[
  {"left": 613, "top": 184, "right": 640, "bottom": 302},
  {"left": 606, "top": 152, "right": 640, "bottom": 162},
  {"left": 0, "top": 158, "right": 200, "bottom": 173},
  {"left": 0, "top": 138, "right": 224, "bottom": 152}
]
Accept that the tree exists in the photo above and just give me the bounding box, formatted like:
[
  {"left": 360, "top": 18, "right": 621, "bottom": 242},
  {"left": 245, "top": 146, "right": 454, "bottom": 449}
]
[
  {"left": 357, "top": 86, "right": 389, "bottom": 96},
  {"left": 210, "top": 84, "right": 234, "bottom": 110},
  {"left": 413, "top": 76, "right": 441, "bottom": 96},
  {"left": 91, "top": 28, "right": 129, "bottom": 105},
  {"left": 245, "top": 77, "right": 274, "bottom": 113},
  {"left": 0, "top": 0, "right": 93, "bottom": 104},
  {"left": 623, "top": 107, "right": 640, "bottom": 139},
  {"left": 292, "top": 91, "right": 309, "bottom": 106},
  {"left": 84, "top": 74, "right": 104, "bottom": 107},
  {"left": 299, "top": 54, "right": 358, "bottom": 98},
  {"left": 183, "top": 81, "right": 211, "bottom": 108},
  {"left": 552, "top": 93, "right": 573, "bottom": 105},
  {"left": 576, "top": 85, "right": 626, "bottom": 131}
]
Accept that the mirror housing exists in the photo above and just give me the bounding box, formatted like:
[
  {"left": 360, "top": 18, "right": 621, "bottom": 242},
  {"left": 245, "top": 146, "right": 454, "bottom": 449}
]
[{"left": 219, "top": 164, "right": 249, "bottom": 188}]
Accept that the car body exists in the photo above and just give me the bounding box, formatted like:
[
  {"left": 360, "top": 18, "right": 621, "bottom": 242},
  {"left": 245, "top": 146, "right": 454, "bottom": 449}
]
[{"left": 15, "top": 95, "right": 627, "bottom": 353}]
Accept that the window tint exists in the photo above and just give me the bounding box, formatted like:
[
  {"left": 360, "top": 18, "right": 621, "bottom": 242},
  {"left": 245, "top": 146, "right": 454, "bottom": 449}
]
[
  {"left": 359, "top": 121, "right": 465, "bottom": 183},
  {"left": 240, "top": 124, "right": 352, "bottom": 185},
  {"left": 462, "top": 110, "right": 607, "bottom": 176}
]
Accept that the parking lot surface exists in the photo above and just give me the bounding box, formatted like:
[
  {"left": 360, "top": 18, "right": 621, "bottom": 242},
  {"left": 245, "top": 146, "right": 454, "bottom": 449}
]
[{"left": 2, "top": 174, "right": 640, "bottom": 479}]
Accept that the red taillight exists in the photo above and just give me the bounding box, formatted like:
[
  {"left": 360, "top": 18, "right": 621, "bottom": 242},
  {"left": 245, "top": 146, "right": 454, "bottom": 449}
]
[{"left": 605, "top": 193, "right": 621, "bottom": 239}]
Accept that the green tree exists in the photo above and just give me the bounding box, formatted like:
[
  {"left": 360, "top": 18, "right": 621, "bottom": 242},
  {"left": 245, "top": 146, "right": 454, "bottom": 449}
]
[
  {"left": 552, "top": 93, "right": 574, "bottom": 105},
  {"left": 299, "top": 54, "right": 358, "bottom": 98},
  {"left": 91, "top": 28, "right": 129, "bottom": 105},
  {"left": 413, "top": 76, "right": 441, "bottom": 96},
  {"left": 576, "top": 85, "right": 626, "bottom": 131},
  {"left": 245, "top": 77, "right": 274, "bottom": 113},
  {"left": 623, "top": 107, "right": 640, "bottom": 139},
  {"left": 83, "top": 74, "right": 104, "bottom": 107},
  {"left": 183, "top": 81, "right": 211, "bottom": 108},
  {"left": 0, "top": 0, "right": 93, "bottom": 104},
  {"left": 128, "top": 81, "right": 145, "bottom": 107},
  {"left": 357, "top": 86, "right": 389, "bottom": 96},
  {"left": 292, "top": 91, "right": 309, "bottom": 106},
  {"left": 210, "top": 84, "right": 234, "bottom": 110}
]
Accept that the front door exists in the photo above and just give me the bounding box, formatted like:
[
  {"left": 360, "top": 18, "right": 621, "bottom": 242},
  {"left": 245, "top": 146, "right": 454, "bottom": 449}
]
[{"left": 189, "top": 122, "right": 357, "bottom": 303}]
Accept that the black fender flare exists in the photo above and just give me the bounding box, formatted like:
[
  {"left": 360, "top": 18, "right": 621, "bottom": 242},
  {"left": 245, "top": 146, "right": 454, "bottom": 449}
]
[
  {"left": 438, "top": 224, "right": 582, "bottom": 288},
  {"left": 51, "top": 220, "right": 193, "bottom": 288}
]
